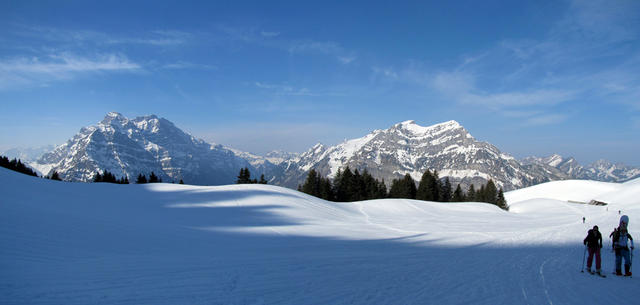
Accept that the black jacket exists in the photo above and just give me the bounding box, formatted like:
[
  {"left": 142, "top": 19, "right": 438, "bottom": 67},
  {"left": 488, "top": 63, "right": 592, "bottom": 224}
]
[{"left": 584, "top": 229, "right": 603, "bottom": 249}]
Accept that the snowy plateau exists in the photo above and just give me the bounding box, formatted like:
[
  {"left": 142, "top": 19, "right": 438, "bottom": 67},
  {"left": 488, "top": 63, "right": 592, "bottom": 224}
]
[
  {"left": 23, "top": 113, "right": 640, "bottom": 191},
  {"left": 1, "top": 166, "right": 640, "bottom": 304}
]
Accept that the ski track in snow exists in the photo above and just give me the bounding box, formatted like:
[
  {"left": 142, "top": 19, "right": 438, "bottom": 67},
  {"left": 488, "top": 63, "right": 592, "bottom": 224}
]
[
  {"left": 1, "top": 168, "right": 640, "bottom": 305},
  {"left": 539, "top": 258, "right": 553, "bottom": 305}
]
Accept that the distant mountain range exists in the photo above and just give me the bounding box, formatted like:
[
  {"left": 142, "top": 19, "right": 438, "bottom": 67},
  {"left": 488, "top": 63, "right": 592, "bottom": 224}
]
[{"left": 10, "top": 112, "right": 639, "bottom": 191}]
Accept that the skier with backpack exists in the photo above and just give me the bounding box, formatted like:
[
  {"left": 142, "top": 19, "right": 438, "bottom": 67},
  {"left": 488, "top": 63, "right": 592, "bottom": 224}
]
[
  {"left": 583, "top": 225, "right": 603, "bottom": 276},
  {"left": 612, "top": 215, "right": 634, "bottom": 276}
]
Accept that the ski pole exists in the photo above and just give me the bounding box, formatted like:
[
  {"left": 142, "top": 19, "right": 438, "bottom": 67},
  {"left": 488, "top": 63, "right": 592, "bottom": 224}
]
[
  {"left": 581, "top": 245, "right": 587, "bottom": 272},
  {"left": 631, "top": 249, "right": 633, "bottom": 276}
]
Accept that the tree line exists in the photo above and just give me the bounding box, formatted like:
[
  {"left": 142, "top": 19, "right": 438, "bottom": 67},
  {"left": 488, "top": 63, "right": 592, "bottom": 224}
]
[
  {"left": 0, "top": 155, "right": 39, "bottom": 177},
  {"left": 1, "top": 154, "right": 191, "bottom": 185},
  {"left": 94, "top": 170, "right": 184, "bottom": 184},
  {"left": 236, "top": 167, "right": 268, "bottom": 184},
  {"left": 298, "top": 167, "right": 508, "bottom": 210},
  {"left": 1, "top": 155, "right": 63, "bottom": 180},
  {"left": 298, "top": 167, "right": 387, "bottom": 202}
]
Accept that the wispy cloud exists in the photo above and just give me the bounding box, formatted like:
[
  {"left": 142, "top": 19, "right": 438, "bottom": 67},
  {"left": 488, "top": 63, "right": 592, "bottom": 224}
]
[
  {"left": 207, "top": 25, "right": 358, "bottom": 65},
  {"left": 0, "top": 53, "right": 140, "bottom": 89},
  {"left": 428, "top": 70, "right": 575, "bottom": 125},
  {"left": 161, "top": 61, "right": 217, "bottom": 70},
  {"left": 288, "top": 40, "right": 357, "bottom": 64},
  {"left": 371, "top": 67, "right": 399, "bottom": 81},
  {"left": 255, "top": 82, "right": 313, "bottom": 96},
  {"left": 11, "top": 25, "right": 192, "bottom": 47},
  {"left": 260, "top": 31, "right": 280, "bottom": 38},
  {"left": 370, "top": 0, "right": 640, "bottom": 127},
  {"left": 108, "top": 30, "right": 193, "bottom": 46}
]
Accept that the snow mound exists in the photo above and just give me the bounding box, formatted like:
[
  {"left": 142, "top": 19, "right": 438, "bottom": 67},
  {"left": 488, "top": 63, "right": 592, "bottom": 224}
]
[{"left": 505, "top": 179, "right": 620, "bottom": 205}]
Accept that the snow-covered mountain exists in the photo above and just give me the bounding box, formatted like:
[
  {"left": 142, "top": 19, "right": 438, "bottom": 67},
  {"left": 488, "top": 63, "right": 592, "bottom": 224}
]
[
  {"left": 32, "top": 112, "right": 255, "bottom": 184},
  {"left": 522, "top": 154, "right": 640, "bottom": 183},
  {"left": 26, "top": 113, "right": 640, "bottom": 190},
  {"left": 1, "top": 145, "right": 54, "bottom": 162},
  {"left": 273, "top": 120, "right": 542, "bottom": 190}
]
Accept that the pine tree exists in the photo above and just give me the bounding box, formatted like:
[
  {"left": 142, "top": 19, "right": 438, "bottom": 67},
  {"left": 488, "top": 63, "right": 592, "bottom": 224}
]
[
  {"left": 93, "top": 172, "right": 103, "bottom": 182},
  {"left": 352, "top": 169, "right": 366, "bottom": 201},
  {"left": 136, "top": 174, "right": 148, "bottom": 184},
  {"left": 361, "top": 169, "right": 384, "bottom": 200},
  {"left": 440, "top": 177, "right": 452, "bottom": 202},
  {"left": 335, "top": 167, "right": 355, "bottom": 202},
  {"left": 148, "top": 172, "right": 159, "bottom": 183},
  {"left": 302, "top": 169, "right": 320, "bottom": 197},
  {"left": 496, "top": 188, "right": 508, "bottom": 210},
  {"left": 388, "top": 174, "right": 416, "bottom": 199},
  {"left": 452, "top": 184, "right": 465, "bottom": 202},
  {"left": 377, "top": 179, "right": 388, "bottom": 199},
  {"left": 484, "top": 179, "right": 498, "bottom": 204},
  {"left": 236, "top": 167, "right": 252, "bottom": 184},
  {"left": 50, "top": 171, "right": 62, "bottom": 181},
  {"left": 467, "top": 184, "right": 476, "bottom": 202},
  {"left": 0, "top": 156, "right": 39, "bottom": 177},
  {"left": 319, "top": 177, "right": 334, "bottom": 201},
  {"left": 258, "top": 174, "right": 268, "bottom": 184},
  {"left": 416, "top": 170, "right": 439, "bottom": 201},
  {"left": 300, "top": 169, "right": 335, "bottom": 201},
  {"left": 416, "top": 170, "right": 432, "bottom": 201},
  {"left": 478, "top": 184, "right": 486, "bottom": 202}
]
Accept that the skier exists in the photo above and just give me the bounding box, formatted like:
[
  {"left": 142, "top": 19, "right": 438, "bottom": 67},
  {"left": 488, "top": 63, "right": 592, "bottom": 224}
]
[
  {"left": 609, "top": 227, "right": 618, "bottom": 252},
  {"left": 583, "top": 225, "right": 603, "bottom": 275},
  {"left": 612, "top": 226, "right": 634, "bottom": 276},
  {"left": 583, "top": 217, "right": 585, "bottom": 223}
]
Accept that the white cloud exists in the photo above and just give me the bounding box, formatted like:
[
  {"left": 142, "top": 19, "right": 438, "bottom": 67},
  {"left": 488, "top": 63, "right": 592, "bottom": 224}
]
[
  {"left": 415, "top": 0, "right": 640, "bottom": 124},
  {"left": 288, "top": 40, "right": 356, "bottom": 64},
  {"left": 427, "top": 69, "right": 576, "bottom": 126},
  {"left": 459, "top": 89, "right": 576, "bottom": 108},
  {"left": 260, "top": 31, "right": 280, "bottom": 38},
  {"left": 162, "top": 61, "right": 217, "bottom": 70},
  {"left": 289, "top": 41, "right": 342, "bottom": 54},
  {"left": 13, "top": 25, "right": 192, "bottom": 47},
  {"left": 337, "top": 56, "right": 357, "bottom": 64},
  {"left": 371, "top": 67, "right": 399, "bottom": 80},
  {"left": 255, "top": 82, "right": 312, "bottom": 96},
  {"left": 0, "top": 53, "right": 140, "bottom": 89},
  {"left": 430, "top": 70, "right": 576, "bottom": 108}
]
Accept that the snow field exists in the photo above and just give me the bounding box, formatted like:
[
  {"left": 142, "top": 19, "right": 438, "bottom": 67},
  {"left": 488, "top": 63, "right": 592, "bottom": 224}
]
[{"left": 1, "top": 167, "right": 639, "bottom": 304}]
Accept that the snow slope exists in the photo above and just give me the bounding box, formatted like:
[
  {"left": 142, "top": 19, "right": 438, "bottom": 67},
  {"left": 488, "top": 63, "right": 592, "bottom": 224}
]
[{"left": 1, "top": 168, "right": 639, "bottom": 305}]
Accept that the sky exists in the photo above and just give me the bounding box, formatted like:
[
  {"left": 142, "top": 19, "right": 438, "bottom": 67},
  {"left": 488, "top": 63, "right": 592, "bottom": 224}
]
[{"left": 1, "top": 0, "right": 639, "bottom": 166}]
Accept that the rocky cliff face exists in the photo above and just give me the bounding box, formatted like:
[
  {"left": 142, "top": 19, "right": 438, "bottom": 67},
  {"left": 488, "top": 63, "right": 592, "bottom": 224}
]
[
  {"left": 273, "top": 120, "right": 540, "bottom": 191},
  {"left": 34, "top": 112, "right": 253, "bottom": 185}
]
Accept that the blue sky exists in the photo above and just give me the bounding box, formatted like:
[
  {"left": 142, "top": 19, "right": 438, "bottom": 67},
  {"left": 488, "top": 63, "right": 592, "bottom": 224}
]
[{"left": 1, "top": 0, "right": 639, "bottom": 166}]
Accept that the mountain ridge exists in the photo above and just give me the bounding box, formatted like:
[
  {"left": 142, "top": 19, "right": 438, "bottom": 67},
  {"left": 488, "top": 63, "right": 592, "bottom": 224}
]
[{"left": 23, "top": 113, "right": 640, "bottom": 190}]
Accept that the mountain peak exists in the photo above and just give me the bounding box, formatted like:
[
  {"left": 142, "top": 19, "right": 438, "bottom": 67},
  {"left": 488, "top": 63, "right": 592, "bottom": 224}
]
[
  {"left": 101, "top": 112, "right": 128, "bottom": 125},
  {"left": 395, "top": 120, "right": 463, "bottom": 137},
  {"left": 137, "top": 114, "right": 159, "bottom": 121}
]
